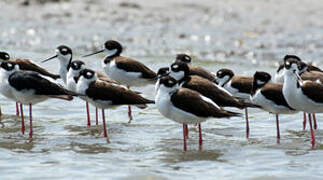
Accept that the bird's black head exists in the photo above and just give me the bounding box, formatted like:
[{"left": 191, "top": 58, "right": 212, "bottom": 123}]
[
  {"left": 175, "top": 54, "right": 192, "bottom": 64},
  {"left": 157, "top": 67, "right": 170, "bottom": 78},
  {"left": 57, "top": 45, "right": 72, "bottom": 56},
  {"left": 79, "top": 69, "right": 96, "bottom": 80},
  {"left": 83, "top": 40, "right": 122, "bottom": 58},
  {"left": 253, "top": 71, "right": 271, "bottom": 86},
  {"left": 159, "top": 75, "right": 178, "bottom": 88},
  {"left": 252, "top": 71, "right": 271, "bottom": 95},
  {"left": 0, "top": 61, "right": 18, "bottom": 72},
  {"left": 70, "top": 60, "right": 85, "bottom": 71},
  {"left": 284, "top": 55, "right": 300, "bottom": 71},
  {"left": 215, "top": 68, "right": 234, "bottom": 86},
  {"left": 216, "top": 68, "right": 234, "bottom": 79},
  {"left": 297, "top": 61, "right": 308, "bottom": 74},
  {"left": 283, "top": 55, "right": 301, "bottom": 62},
  {"left": 104, "top": 40, "right": 122, "bottom": 55},
  {"left": 170, "top": 62, "right": 190, "bottom": 81},
  {"left": 0, "top": 52, "right": 10, "bottom": 61}
]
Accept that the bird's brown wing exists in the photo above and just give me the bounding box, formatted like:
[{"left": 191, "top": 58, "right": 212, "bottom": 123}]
[
  {"left": 231, "top": 76, "right": 253, "bottom": 94},
  {"left": 11, "top": 58, "right": 60, "bottom": 79},
  {"left": 170, "top": 88, "right": 239, "bottom": 118},
  {"left": 96, "top": 71, "right": 119, "bottom": 84},
  {"left": 86, "top": 81, "right": 154, "bottom": 105},
  {"left": 301, "top": 81, "right": 323, "bottom": 104},
  {"left": 188, "top": 65, "right": 216, "bottom": 81},
  {"left": 115, "top": 56, "right": 156, "bottom": 79}
]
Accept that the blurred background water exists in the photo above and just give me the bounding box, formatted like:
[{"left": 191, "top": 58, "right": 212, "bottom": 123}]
[{"left": 0, "top": 0, "right": 323, "bottom": 179}]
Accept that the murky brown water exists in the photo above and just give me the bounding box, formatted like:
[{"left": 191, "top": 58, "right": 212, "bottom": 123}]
[{"left": 1, "top": 0, "right": 323, "bottom": 179}]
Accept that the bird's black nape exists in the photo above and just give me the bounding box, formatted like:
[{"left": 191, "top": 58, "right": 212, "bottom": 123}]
[{"left": 0, "top": 52, "right": 10, "bottom": 60}]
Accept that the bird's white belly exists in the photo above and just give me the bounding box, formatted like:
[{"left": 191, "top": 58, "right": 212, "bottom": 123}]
[
  {"left": 283, "top": 78, "right": 323, "bottom": 113},
  {"left": 104, "top": 61, "right": 150, "bottom": 87},
  {"left": 13, "top": 89, "right": 48, "bottom": 105},
  {"left": 155, "top": 92, "right": 206, "bottom": 124},
  {"left": 251, "top": 90, "right": 297, "bottom": 114},
  {"left": 274, "top": 70, "right": 285, "bottom": 83},
  {"left": 0, "top": 81, "right": 16, "bottom": 101},
  {"left": 66, "top": 78, "right": 77, "bottom": 92},
  {"left": 86, "top": 98, "right": 114, "bottom": 109},
  {"left": 224, "top": 81, "right": 250, "bottom": 100}
]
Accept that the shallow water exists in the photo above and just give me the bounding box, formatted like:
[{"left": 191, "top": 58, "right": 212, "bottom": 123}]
[{"left": 1, "top": 0, "right": 323, "bottom": 179}]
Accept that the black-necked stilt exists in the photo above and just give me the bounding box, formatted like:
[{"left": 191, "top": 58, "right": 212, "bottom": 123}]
[
  {"left": 0, "top": 51, "right": 60, "bottom": 80},
  {"left": 155, "top": 75, "right": 240, "bottom": 151},
  {"left": 170, "top": 62, "right": 258, "bottom": 139},
  {"left": 174, "top": 54, "right": 216, "bottom": 82},
  {"left": 297, "top": 61, "right": 322, "bottom": 130},
  {"left": 275, "top": 55, "right": 322, "bottom": 130},
  {"left": 0, "top": 61, "right": 79, "bottom": 139},
  {"left": 297, "top": 60, "right": 323, "bottom": 84},
  {"left": 42, "top": 46, "right": 118, "bottom": 126},
  {"left": 274, "top": 55, "right": 322, "bottom": 83},
  {"left": 250, "top": 71, "right": 298, "bottom": 141},
  {"left": 82, "top": 40, "right": 157, "bottom": 123},
  {"left": 169, "top": 62, "right": 255, "bottom": 109},
  {"left": 1, "top": 51, "right": 60, "bottom": 118},
  {"left": 282, "top": 55, "right": 323, "bottom": 148},
  {"left": 155, "top": 67, "right": 170, "bottom": 94},
  {"left": 76, "top": 68, "right": 154, "bottom": 142},
  {"left": 215, "top": 68, "right": 254, "bottom": 138}
]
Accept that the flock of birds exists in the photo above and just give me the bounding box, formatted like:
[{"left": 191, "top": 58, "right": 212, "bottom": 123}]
[{"left": 0, "top": 40, "right": 322, "bottom": 151}]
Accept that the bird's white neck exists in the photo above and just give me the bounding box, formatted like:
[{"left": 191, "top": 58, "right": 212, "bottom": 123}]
[{"left": 58, "top": 57, "right": 71, "bottom": 84}]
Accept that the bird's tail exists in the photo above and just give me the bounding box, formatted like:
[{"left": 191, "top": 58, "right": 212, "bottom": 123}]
[
  {"left": 239, "top": 100, "right": 261, "bottom": 108},
  {"left": 134, "top": 100, "right": 155, "bottom": 109},
  {"left": 216, "top": 110, "right": 242, "bottom": 118}
]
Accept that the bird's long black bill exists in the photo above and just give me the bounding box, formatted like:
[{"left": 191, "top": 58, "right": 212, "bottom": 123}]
[
  {"left": 41, "top": 55, "right": 58, "bottom": 63},
  {"left": 294, "top": 71, "right": 304, "bottom": 83},
  {"left": 82, "top": 50, "right": 104, "bottom": 57}
]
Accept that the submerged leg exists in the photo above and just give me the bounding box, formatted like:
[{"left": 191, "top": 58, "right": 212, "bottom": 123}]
[
  {"left": 245, "top": 108, "right": 249, "bottom": 138},
  {"left": 198, "top": 123, "right": 203, "bottom": 151},
  {"left": 184, "top": 124, "right": 189, "bottom": 139},
  {"left": 183, "top": 124, "right": 187, "bottom": 152},
  {"left": 127, "top": 105, "right": 133, "bottom": 123},
  {"left": 29, "top": 104, "right": 33, "bottom": 140},
  {"left": 20, "top": 104, "right": 25, "bottom": 135},
  {"left": 303, "top": 112, "right": 307, "bottom": 130},
  {"left": 308, "top": 113, "right": 315, "bottom": 149},
  {"left": 127, "top": 86, "right": 133, "bottom": 123},
  {"left": 102, "top": 109, "right": 110, "bottom": 143},
  {"left": 95, "top": 107, "right": 99, "bottom": 125},
  {"left": 276, "top": 114, "right": 280, "bottom": 143},
  {"left": 86, "top": 102, "right": 91, "bottom": 126},
  {"left": 16, "top": 102, "right": 20, "bottom": 117},
  {"left": 313, "top": 113, "right": 317, "bottom": 130}
]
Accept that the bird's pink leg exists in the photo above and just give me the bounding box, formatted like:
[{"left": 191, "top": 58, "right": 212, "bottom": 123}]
[
  {"left": 245, "top": 108, "right": 249, "bottom": 138},
  {"left": 29, "top": 104, "right": 33, "bottom": 140},
  {"left": 127, "top": 105, "right": 133, "bottom": 123},
  {"left": 20, "top": 104, "right": 25, "bottom": 135},
  {"left": 198, "top": 123, "right": 203, "bottom": 151},
  {"left": 303, "top": 112, "right": 307, "bottom": 130},
  {"left": 16, "top": 102, "right": 20, "bottom": 117},
  {"left": 276, "top": 114, "right": 280, "bottom": 143},
  {"left": 308, "top": 113, "right": 315, "bottom": 149},
  {"left": 86, "top": 102, "right": 91, "bottom": 126},
  {"left": 313, "top": 113, "right": 317, "bottom": 130},
  {"left": 184, "top": 124, "right": 189, "bottom": 139},
  {"left": 95, "top": 107, "right": 99, "bottom": 125},
  {"left": 183, "top": 124, "right": 187, "bottom": 152},
  {"left": 102, "top": 109, "right": 110, "bottom": 143},
  {"left": 127, "top": 86, "right": 133, "bottom": 123}
]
